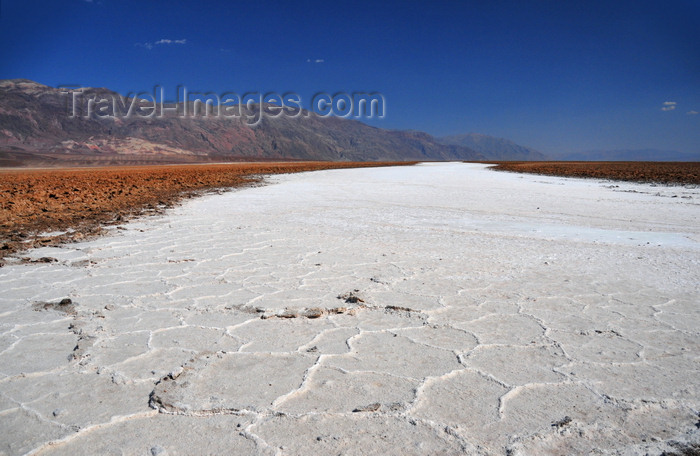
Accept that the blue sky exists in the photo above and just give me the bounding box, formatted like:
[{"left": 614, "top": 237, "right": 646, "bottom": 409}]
[{"left": 1, "top": 0, "right": 698, "bottom": 155}]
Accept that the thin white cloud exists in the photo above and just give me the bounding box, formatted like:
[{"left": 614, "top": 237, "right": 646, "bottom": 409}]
[
  {"left": 136, "top": 39, "right": 187, "bottom": 50},
  {"left": 306, "top": 58, "right": 325, "bottom": 63},
  {"left": 661, "top": 101, "right": 677, "bottom": 111},
  {"left": 688, "top": 110, "right": 699, "bottom": 115},
  {"left": 155, "top": 39, "right": 187, "bottom": 45}
]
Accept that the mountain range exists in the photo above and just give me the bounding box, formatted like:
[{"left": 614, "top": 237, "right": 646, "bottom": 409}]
[
  {"left": 3, "top": 79, "right": 695, "bottom": 166},
  {"left": 438, "top": 133, "right": 548, "bottom": 161},
  {"left": 0, "top": 79, "right": 486, "bottom": 166}
]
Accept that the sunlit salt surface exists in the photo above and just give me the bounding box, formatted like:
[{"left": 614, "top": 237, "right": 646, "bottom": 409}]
[{"left": 1, "top": 163, "right": 698, "bottom": 455}]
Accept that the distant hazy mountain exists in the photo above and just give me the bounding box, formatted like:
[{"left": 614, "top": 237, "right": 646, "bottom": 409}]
[
  {"left": 555, "top": 149, "right": 700, "bottom": 162},
  {"left": 439, "top": 133, "right": 548, "bottom": 161},
  {"left": 0, "top": 79, "right": 484, "bottom": 165}
]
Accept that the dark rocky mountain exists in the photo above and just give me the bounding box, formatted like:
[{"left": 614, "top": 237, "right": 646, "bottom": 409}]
[
  {"left": 554, "top": 149, "right": 700, "bottom": 162},
  {"left": 0, "top": 79, "right": 484, "bottom": 165},
  {"left": 439, "top": 133, "right": 548, "bottom": 161}
]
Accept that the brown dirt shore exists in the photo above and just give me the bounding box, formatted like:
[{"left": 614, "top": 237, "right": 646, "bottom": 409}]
[
  {"left": 490, "top": 161, "right": 700, "bottom": 185},
  {"left": 0, "top": 161, "right": 414, "bottom": 262}
]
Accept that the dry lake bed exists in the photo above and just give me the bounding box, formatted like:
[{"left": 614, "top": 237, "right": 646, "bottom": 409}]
[{"left": 1, "top": 162, "right": 698, "bottom": 455}]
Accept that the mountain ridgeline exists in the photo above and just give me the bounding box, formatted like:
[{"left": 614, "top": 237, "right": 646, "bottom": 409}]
[
  {"left": 3, "top": 80, "right": 695, "bottom": 166},
  {"left": 439, "top": 133, "right": 548, "bottom": 161},
  {"left": 0, "top": 79, "right": 488, "bottom": 166}
]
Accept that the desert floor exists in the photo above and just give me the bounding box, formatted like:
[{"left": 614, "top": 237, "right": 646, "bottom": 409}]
[
  {"left": 1, "top": 162, "right": 698, "bottom": 455},
  {"left": 0, "top": 161, "right": 410, "bottom": 260},
  {"left": 491, "top": 161, "right": 700, "bottom": 185}
]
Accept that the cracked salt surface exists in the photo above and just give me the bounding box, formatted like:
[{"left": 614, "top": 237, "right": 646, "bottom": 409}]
[{"left": 0, "top": 162, "right": 699, "bottom": 455}]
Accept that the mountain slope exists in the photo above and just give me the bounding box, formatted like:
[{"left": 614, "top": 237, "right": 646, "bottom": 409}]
[
  {"left": 0, "top": 79, "right": 483, "bottom": 163},
  {"left": 439, "top": 133, "right": 548, "bottom": 161}
]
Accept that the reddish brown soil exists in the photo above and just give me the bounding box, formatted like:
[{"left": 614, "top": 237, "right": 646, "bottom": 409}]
[
  {"left": 491, "top": 161, "right": 700, "bottom": 185},
  {"left": 0, "top": 161, "right": 413, "bottom": 261}
]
